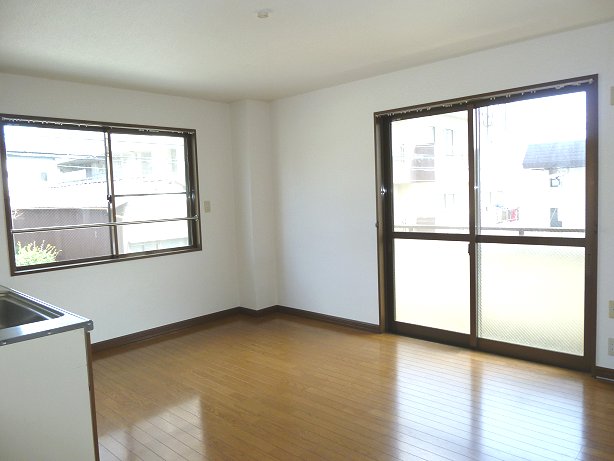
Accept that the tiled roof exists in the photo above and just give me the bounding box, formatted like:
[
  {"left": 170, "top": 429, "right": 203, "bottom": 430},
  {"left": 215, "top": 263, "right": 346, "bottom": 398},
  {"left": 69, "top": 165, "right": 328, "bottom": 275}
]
[{"left": 523, "top": 140, "right": 585, "bottom": 170}]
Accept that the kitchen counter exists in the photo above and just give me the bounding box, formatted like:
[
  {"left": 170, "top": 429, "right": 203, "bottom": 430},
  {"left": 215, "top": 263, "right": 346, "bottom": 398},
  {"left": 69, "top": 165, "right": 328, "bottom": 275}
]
[
  {"left": 0, "top": 286, "right": 99, "bottom": 461},
  {"left": 0, "top": 285, "right": 93, "bottom": 346}
]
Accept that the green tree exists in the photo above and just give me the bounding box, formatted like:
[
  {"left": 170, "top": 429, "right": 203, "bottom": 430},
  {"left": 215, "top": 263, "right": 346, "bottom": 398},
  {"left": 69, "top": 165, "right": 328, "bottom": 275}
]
[{"left": 15, "top": 241, "right": 61, "bottom": 266}]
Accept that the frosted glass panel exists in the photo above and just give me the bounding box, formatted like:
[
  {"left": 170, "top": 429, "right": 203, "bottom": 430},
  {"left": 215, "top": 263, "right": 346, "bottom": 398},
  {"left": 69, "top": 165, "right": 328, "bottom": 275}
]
[
  {"left": 478, "top": 244, "right": 584, "bottom": 355},
  {"left": 395, "top": 239, "right": 470, "bottom": 333}
]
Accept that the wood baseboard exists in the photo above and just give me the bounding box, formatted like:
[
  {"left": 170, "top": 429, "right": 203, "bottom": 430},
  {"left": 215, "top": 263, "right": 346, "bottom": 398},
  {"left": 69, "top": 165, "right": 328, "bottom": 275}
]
[
  {"left": 236, "top": 306, "right": 280, "bottom": 317},
  {"left": 91, "top": 304, "right": 607, "bottom": 378},
  {"left": 203, "top": 305, "right": 381, "bottom": 332},
  {"left": 92, "top": 305, "right": 381, "bottom": 353},
  {"left": 593, "top": 366, "right": 614, "bottom": 382},
  {"left": 275, "top": 305, "right": 381, "bottom": 333},
  {"left": 91, "top": 307, "right": 243, "bottom": 353}
]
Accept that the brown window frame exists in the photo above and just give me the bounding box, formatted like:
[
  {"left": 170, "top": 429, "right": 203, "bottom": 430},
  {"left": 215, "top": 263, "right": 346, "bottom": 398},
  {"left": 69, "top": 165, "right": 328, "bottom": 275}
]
[
  {"left": 0, "top": 114, "right": 202, "bottom": 275},
  {"left": 374, "top": 75, "right": 598, "bottom": 372}
]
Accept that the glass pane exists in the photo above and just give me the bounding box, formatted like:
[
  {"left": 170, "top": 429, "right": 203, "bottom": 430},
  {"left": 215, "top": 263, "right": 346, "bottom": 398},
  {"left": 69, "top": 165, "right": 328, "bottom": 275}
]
[
  {"left": 117, "top": 221, "right": 190, "bottom": 255},
  {"left": 477, "top": 244, "right": 584, "bottom": 355},
  {"left": 111, "top": 133, "right": 186, "bottom": 195},
  {"left": 395, "top": 239, "right": 470, "bottom": 333},
  {"left": 115, "top": 194, "right": 189, "bottom": 222},
  {"left": 3, "top": 125, "right": 109, "bottom": 229},
  {"left": 391, "top": 111, "right": 468, "bottom": 233},
  {"left": 477, "top": 92, "right": 586, "bottom": 237},
  {"left": 13, "top": 228, "right": 112, "bottom": 267}
]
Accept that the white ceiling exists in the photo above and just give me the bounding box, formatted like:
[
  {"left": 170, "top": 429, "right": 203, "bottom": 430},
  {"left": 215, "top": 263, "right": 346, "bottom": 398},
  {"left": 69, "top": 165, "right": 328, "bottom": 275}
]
[{"left": 2, "top": 0, "right": 614, "bottom": 102}]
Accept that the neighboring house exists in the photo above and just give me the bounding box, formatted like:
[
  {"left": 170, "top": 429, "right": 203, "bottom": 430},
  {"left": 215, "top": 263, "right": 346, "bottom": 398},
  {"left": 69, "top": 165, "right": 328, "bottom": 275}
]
[
  {"left": 6, "top": 141, "right": 188, "bottom": 262},
  {"left": 391, "top": 106, "right": 585, "bottom": 236},
  {"left": 522, "top": 140, "right": 586, "bottom": 230}
]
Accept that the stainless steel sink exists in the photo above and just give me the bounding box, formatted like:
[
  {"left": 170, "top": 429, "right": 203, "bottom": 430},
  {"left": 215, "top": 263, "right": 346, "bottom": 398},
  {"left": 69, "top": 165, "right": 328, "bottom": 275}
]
[
  {"left": 0, "top": 295, "right": 57, "bottom": 329},
  {"left": 0, "top": 287, "right": 92, "bottom": 346}
]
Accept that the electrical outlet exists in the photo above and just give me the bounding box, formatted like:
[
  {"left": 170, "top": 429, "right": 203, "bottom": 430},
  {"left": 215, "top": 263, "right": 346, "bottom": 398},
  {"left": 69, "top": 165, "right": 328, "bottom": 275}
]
[
  {"left": 610, "top": 300, "right": 614, "bottom": 319},
  {"left": 203, "top": 201, "right": 211, "bottom": 213},
  {"left": 609, "top": 338, "right": 614, "bottom": 356}
]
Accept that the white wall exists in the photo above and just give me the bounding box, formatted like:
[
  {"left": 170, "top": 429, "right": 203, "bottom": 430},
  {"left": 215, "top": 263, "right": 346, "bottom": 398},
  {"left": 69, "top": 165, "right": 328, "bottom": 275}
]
[
  {"left": 231, "top": 100, "right": 278, "bottom": 310},
  {"left": 273, "top": 21, "right": 614, "bottom": 368},
  {"left": 0, "top": 73, "right": 240, "bottom": 342}
]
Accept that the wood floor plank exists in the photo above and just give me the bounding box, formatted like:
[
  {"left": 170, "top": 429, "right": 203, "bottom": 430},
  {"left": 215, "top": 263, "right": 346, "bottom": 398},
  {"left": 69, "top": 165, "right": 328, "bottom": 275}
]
[
  {"left": 93, "top": 313, "right": 614, "bottom": 461},
  {"left": 98, "top": 443, "right": 121, "bottom": 461}
]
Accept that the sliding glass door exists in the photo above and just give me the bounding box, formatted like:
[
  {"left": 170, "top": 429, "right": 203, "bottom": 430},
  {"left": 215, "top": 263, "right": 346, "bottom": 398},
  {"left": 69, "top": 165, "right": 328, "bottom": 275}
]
[
  {"left": 475, "top": 93, "right": 587, "bottom": 357},
  {"left": 376, "top": 77, "right": 597, "bottom": 370},
  {"left": 391, "top": 111, "right": 472, "bottom": 342}
]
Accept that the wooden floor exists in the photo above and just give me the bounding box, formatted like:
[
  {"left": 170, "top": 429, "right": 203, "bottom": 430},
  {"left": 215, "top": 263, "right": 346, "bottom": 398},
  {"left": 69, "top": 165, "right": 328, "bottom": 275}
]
[{"left": 93, "top": 313, "right": 614, "bottom": 461}]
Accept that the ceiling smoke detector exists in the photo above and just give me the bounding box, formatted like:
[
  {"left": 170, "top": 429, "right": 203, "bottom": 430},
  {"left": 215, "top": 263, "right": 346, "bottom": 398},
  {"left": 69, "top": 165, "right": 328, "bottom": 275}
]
[{"left": 256, "top": 9, "right": 272, "bottom": 19}]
